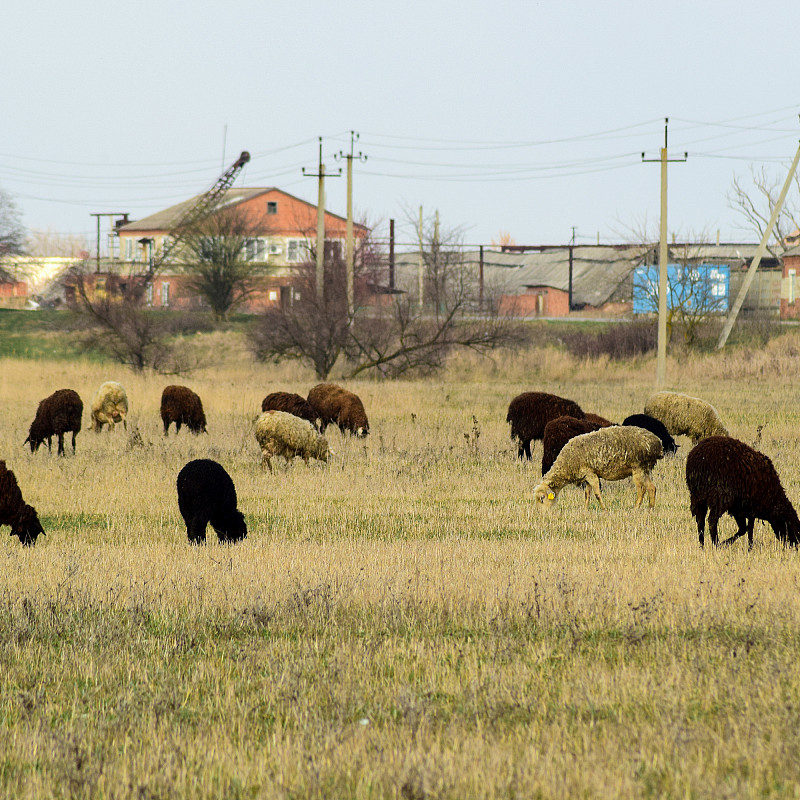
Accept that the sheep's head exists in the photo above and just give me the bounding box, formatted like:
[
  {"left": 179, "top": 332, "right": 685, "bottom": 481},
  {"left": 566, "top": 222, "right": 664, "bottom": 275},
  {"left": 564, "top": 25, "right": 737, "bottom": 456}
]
[
  {"left": 214, "top": 510, "right": 247, "bottom": 544},
  {"left": 533, "top": 482, "right": 558, "bottom": 508},
  {"left": 355, "top": 426, "right": 369, "bottom": 438},
  {"left": 11, "top": 504, "right": 45, "bottom": 546}
]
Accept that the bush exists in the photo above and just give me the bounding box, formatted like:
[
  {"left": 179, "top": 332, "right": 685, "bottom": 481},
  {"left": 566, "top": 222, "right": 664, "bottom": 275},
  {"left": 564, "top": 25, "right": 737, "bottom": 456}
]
[{"left": 560, "top": 322, "right": 657, "bottom": 360}]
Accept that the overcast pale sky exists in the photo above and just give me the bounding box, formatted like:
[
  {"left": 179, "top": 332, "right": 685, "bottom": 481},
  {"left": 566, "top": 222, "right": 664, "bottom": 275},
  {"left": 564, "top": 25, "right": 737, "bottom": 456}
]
[{"left": 3, "top": 0, "right": 799, "bottom": 250}]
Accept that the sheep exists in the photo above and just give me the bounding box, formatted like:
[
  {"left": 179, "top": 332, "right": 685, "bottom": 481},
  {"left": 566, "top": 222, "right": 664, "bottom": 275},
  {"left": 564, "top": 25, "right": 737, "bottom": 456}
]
[
  {"left": 176, "top": 459, "right": 247, "bottom": 544},
  {"left": 0, "top": 460, "right": 45, "bottom": 546},
  {"left": 506, "top": 391, "right": 585, "bottom": 460},
  {"left": 584, "top": 413, "right": 615, "bottom": 428},
  {"left": 90, "top": 381, "right": 129, "bottom": 432},
  {"left": 685, "top": 436, "right": 800, "bottom": 549},
  {"left": 261, "top": 391, "right": 319, "bottom": 428},
  {"left": 533, "top": 425, "right": 664, "bottom": 510},
  {"left": 643, "top": 391, "right": 728, "bottom": 445},
  {"left": 622, "top": 413, "right": 678, "bottom": 455},
  {"left": 24, "top": 388, "right": 83, "bottom": 456},
  {"left": 307, "top": 383, "right": 369, "bottom": 438},
  {"left": 254, "top": 410, "right": 330, "bottom": 472},
  {"left": 160, "top": 385, "right": 207, "bottom": 436},
  {"left": 541, "top": 415, "right": 608, "bottom": 476}
]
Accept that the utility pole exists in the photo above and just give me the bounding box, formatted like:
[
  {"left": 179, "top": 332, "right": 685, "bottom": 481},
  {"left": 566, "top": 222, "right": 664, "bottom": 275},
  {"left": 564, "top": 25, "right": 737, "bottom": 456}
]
[
  {"left": 568, "top": 226, "right": 577, "bottom": 312},
  {"left": 90, "top": 212, "right": 129, "bottom": 272},
  {"left": 303, "top": 138, "right": 340, "bottom": 300},
  {"left": 717, "top": 139, "right": 800, "bottom": 349},
  {"left": 336, "top": 131, "right": 367, "bottom": 314},
  {"left": 642, "top": 118, "right": 687, "bottom": 387},
  {"left": 417, "top": 206, "right": 424, "bottom": 309}
]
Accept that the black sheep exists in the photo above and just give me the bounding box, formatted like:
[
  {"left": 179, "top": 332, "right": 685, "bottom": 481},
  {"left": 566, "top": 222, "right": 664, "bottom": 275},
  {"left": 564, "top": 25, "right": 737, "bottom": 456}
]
[
  {"left": 622, "top": 413, "right": 678, "bottom": 455},
  {"left": 261, "top": 391, "right": 319, "bottom": 428},
  {"left": 0, "top": 460, "right": 45, "bottom": 546},
  {"left": 161, "top": 385, "right": 207, "bottom": 436},
  {"left": 176, "top": 459, "right": 247, "bottom": 544},
  {"left": 541, "top": 415, "right": 606, "bottom": 476},
  {"left": 685, "top": 436, "right": 800, "bottom": 549},
  {"left": 506, "top": 391, "right": 584, "bottom": 460},
  {"left": 24, "top": 389, "right": 83, "bottom": 456}
]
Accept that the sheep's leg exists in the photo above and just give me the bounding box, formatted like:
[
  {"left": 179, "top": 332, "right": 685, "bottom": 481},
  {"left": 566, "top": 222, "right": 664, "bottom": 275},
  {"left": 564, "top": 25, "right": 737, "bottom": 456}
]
[
  {"left": 583, "top": 482, "right": 591, "bottom": 507},
  {"left": 585, "top": 474, "right": 605, "bottom": 509},
  {"left": 721, "top": 512, "right": 749, "bottom": 548},
  {"left": 692, "top": 500, "right": 708, "bottom": 547},
  {"left": 71, "top": 431, "right": 77, "bottom": 453},
  {"left": 632, "top": 471, "right": 645, "bottom": 508},
  {"left": 747, "top": 517, "right": 756, "bottom": 550},
  {"left": 261, "top": 452, "right": 273, "bottom": 472},
  {"left": 707, "top": 508, "right": 722, "bottom": 546},
  {"left": 186, "top": 517, "right": 208, "bottom": 545},
  {"left": 57, "top": 433, "right": 65, "bottom": 457}
]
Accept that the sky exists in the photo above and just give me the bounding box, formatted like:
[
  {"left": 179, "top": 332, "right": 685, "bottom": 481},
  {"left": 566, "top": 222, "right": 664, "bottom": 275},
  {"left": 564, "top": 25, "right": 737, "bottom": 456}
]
[{"left": 3, "top": 0, "right": 800, "bottom": 253}]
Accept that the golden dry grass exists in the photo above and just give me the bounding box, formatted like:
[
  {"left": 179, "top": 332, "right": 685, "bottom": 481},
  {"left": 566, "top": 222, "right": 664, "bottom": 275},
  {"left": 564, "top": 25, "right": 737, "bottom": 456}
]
[{"left": 2, "top": 336, "right": 800, "bottom": 798}]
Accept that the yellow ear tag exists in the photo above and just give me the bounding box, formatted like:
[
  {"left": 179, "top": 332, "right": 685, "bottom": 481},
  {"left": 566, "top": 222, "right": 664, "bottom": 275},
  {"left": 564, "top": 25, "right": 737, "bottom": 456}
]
[{"left": 547, "top": 492, "right": 555, "bottom": 500}]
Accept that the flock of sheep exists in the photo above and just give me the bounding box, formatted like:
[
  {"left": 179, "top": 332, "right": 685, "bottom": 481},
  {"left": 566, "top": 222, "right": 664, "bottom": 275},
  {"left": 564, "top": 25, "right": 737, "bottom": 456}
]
[
  {"left": 0, "top": 381, "right": 368, "bottom": 547},
  {"left": 2, "top": 378, "right": 799, "bottom": 552},
  {"left": 509, "top": 389, "right": 800, "bottom": 548}
]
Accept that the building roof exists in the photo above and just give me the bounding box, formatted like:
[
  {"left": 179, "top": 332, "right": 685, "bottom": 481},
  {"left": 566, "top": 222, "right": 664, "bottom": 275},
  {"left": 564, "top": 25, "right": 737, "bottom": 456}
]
[{"left": 119, "top": 187, "right": 360, "bottom": 235}]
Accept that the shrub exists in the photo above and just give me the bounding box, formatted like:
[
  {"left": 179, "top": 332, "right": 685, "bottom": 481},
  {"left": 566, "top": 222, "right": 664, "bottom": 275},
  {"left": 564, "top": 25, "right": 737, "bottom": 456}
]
[{"left": 560, "top": 322, "right": 657, "bottom": 360}]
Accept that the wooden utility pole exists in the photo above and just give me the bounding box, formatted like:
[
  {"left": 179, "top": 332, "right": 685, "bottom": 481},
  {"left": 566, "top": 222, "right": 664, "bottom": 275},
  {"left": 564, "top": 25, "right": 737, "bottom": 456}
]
[
  {"left": 642, "top": 119, "right": 687, "bottom": 387},
  {"left": 303, "top": 138, "right": 340, "bottom": 300},
  {"left": 337, "top": 131, "right": 367, "bottom": 314},
  {"left": 717, "top": 139, "right": 800, "bottom": 349}
]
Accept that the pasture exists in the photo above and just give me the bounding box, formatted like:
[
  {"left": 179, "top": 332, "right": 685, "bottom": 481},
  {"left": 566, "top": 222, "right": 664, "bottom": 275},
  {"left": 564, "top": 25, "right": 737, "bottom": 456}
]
[{"left": 2, "top": 333, "right": 800, "bottom": 798}]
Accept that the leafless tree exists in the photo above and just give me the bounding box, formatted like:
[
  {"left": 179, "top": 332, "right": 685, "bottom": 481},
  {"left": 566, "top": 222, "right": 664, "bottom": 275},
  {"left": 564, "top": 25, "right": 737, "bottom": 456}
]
[
  {"left": 249, "top": 213, "right": 524, "bottom": 379},
  {"left": 178, "top": 206, "right": 270, "bottom": 320},
  {"left": 69, "top": 263, "right": 200, "bottom": 374},
  {"left": 0, "top": 187, "right": 25, "bottom": 257},
  {"left": 729, "top": 166, "right": 800, "bottom": 261}
]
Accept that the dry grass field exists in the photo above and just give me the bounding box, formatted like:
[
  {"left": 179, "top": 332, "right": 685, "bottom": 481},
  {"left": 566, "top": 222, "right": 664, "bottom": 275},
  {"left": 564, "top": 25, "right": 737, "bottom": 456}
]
[{"left": 2, "top": 331, "right": 800, "bottom": 798}]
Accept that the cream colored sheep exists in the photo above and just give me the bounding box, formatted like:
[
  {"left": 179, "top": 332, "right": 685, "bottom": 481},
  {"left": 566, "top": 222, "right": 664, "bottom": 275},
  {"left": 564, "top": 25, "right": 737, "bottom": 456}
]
[
  {"left": 533, "top": 425, "right": 664, "bottom": 510},
  {"left": 254, "top": 410, "right": 330, "bottom": 472},
  {"left": 643, "top": 391, "right": 728, "bottom": 445},
  {"left": 90, "top": 381, "right": 128, "bottom": 432}
]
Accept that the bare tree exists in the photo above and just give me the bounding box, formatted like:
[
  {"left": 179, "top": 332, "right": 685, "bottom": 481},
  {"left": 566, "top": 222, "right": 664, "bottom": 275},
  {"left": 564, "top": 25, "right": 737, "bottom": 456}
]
[
  {"left": 69, "top": 263, "right": 200, "bottom": 374},
  {"left": 729, "top": 166, "right": 800, "bottom": 260},
  {"left": 0, "top": 187, "right": 25, "bottom": 257},
  {"left": 249, "top": 213, "right": 523, "bottom": 379},
  {"left": 178, "top": 206, "right": 270, "bottom": 320}
]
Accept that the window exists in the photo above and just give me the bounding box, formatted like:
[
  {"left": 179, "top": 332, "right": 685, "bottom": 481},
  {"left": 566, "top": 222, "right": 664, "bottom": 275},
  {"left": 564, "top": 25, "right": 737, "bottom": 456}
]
[
  {"left": 125, "top": 238, "right": 133, "bottom": 260},
  {"left": 268, "top": 290, "right": 278, "bottom": 302},
  {"left": 161, "top": 235, "right": 171, "bottom": 257},
  {"left": 287, "top": 238, "right": 309, "bottom": 263},
  {"left": 145, "top": 284, "right": 154, "bottom": 306},
  {"left": 161, "top": 282, "right": 170, "bottom": 307},
  {"left": 790, "top": 269, "right": 796, "bottom": 305},
  {"left": 267, "top": 201, "right": 278, "bottom": 215}
]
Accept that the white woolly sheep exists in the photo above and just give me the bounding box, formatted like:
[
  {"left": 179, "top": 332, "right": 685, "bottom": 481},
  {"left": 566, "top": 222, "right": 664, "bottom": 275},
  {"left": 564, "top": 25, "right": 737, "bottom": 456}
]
[
  {"left": 254, "top": 410, "right": 330, "bottom": 472},
  {"left": 90, "top": 381, "right": 129, "bottom": 432},
  {"left": 533, "top": 425, "right": 664, "bottom": 510},
  {"left": 643, "top": 391, "right": 728, "bottom": 445}
]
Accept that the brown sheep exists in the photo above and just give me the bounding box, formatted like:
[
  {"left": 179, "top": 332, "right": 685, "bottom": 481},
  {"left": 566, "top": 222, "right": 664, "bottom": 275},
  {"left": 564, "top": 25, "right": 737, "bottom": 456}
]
[
  {"left": 584, "top": 413, "right": 615, "bottom": 428},
  {"left": 506, "top": 391, "right": 585, "bottom": 460},
  {"left": 686, "top": 436, "right": 800, "bottom": 549},
  {"left": 0, "top": 460, "right": 45, "bottom": 546},
  {"left": 541, "top": 415, "right": 607, "bottom": 476},
  {"left": 160, "top": 386, "right": 207, "bottom": 436},
  {"left": 24, "top": 389, "right": 83, "bottom": 456},
  {"left": 307, "top": 383, "right": 369, "bottom": 438},
  {"left": 261, "top": 391, "right": 319, "bottom": 429}
]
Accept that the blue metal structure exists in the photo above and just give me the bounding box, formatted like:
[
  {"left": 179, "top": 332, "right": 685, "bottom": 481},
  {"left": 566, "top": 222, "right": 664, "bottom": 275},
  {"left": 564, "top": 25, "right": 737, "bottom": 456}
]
[{"left": 632, "top": 264, "right": 730, "bottom": 314}]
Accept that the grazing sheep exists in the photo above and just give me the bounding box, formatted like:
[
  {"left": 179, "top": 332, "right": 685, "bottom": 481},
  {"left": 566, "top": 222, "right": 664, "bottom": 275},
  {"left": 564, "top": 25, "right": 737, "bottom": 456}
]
[
  {"left": 622, "top": 413, "right": 678, "bottom": 455},
  {"left": 541, "top": 415, "right": 607, "bottom": 476},
  {"left": 0, "top": 460, "right": 45, "bottom": 546},
  {"left": 643, "top": 391, "right": 728, "bottom": 445},
  {"left": 534, "top": 425, "right": 664, "bottom": 510},
  {"left": 506, "top": 392, "right": 585, "bottom": 460},
  {"left": 261, "top": 391, "right": 319, "bottom": 428},
  {"left": 176, "top": 459, "right": 247, "bottom": 544},
  {"left": 90, "top": 381, "right": 129, "bottom": 432},
  {"left": 685, "top": 436, "right": 800, "bottom": 549},
  {"left": 584, "top": 413, "right": 615, "bottom": 428},
  {"left": 24, "top": 389, "right": 83, "bottom": 456},
  {"left": 160, "top": 385, "right": 207, "bottom": 436},
  {"left": 307, "top": 383, "right": 369, "bottom": 438},
  {"left": 254, "top": 410, "right": 330, "bottom": 472}
]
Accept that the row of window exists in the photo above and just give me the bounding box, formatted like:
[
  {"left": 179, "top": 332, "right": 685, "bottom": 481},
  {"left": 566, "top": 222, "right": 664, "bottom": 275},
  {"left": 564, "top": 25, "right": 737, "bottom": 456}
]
[{"left": 121, "top": 237, "right": 315, "bottom": 263}]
